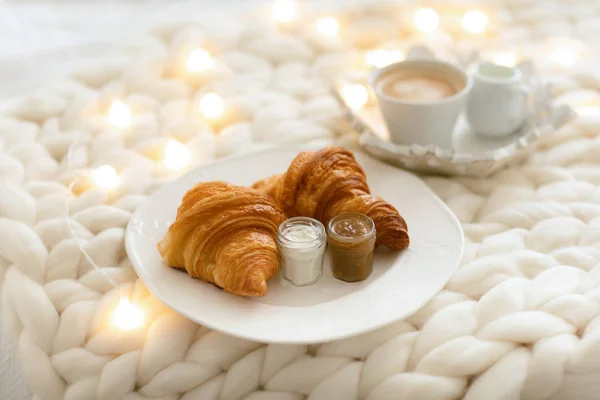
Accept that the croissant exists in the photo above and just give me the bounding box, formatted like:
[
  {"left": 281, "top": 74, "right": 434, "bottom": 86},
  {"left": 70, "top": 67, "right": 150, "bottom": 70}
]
[
  {"left": 252, "top": 147, "right": 409, "bottom": 249},
  {"left": 158, "top": 181, "right": 286, "bottom": 296}
]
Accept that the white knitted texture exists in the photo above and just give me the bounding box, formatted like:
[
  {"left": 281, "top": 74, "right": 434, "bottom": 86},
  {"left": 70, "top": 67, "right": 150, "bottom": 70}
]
[{"left": 3, "top": 1, "right": 600, "bottom": 399}]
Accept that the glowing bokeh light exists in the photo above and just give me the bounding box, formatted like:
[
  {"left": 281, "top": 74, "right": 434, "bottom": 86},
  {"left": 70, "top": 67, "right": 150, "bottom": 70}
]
[
  {"left": 492, "top": 52, "right": 518, "bottom": 67},
  {"left": 163, "top": 140, "right": 191, "bottom": 171},
  {"left": 112, "top": 298, "right": 145, "bottom": 331},
  {"left": 90, "top": 165, "right": 119, "bottom": 190},
  {"left": 414, "top": 8, "right": 439, "bottom": 34},
  {"left": 340, "top": 83, "right": 369, "bottom": 110},
  {"left": 462, "top": 10, "right": 489, "bottom": 34},
  {"left": 108, "top": 100, "right": 132, "bottom": 128},
  {"left": 198, "top": 92, "right": 225, "bottom": 120},
  {"left": 185, "top": 49, "right": 215, "bottom": 72},
  {"left": 315, "top": 16, "right": 340, "bottom": 37},
  {"left": 272, "top": 0, "right": 297, "bottom": 23}
]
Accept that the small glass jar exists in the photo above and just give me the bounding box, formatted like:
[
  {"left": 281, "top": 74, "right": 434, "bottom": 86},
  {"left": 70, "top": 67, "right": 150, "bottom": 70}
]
[
  {"left": 327, "top": 213, "right": 376, "bottom": 282},
  {"left": 277, "top": 217, "right": 327, "bottom": 287}
]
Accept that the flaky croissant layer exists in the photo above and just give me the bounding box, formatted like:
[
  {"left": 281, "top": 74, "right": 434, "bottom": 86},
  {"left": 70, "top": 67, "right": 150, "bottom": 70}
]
[
  {"left": 252, "top": 147, "right": 409, "bottom": 250},
  {"left": 158, "top": 181, "right": 286, "bottom": 296}
]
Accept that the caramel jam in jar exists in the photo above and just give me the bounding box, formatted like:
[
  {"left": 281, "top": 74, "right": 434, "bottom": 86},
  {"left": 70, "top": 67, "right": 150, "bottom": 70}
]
[{"left": 327, "top": 213, "right": 376, "bottom": 282}]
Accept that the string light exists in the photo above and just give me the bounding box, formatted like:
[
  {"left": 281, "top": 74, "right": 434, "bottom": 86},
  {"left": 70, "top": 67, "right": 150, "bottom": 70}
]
[
  {"left": 107, "top": 100, "right": 132, "bottom": 129},
  {"left": 491, "top": 52, "right": 518, "bottom": 67},
  {"left": 414, "top": 8, "right": 439, "bottom": 33},
  {"left": 365, "top": 49, "right": 405, "bottom": 68},
  {"left": 549, "top": 46, "right": 579, "bottom": 68},
  {"left": 65, "top": 138, "right": 121, "bottom": 291},
  {"left": 198, "top": 92, "right": 225, "bottom": 120},
  {"left": 340, "top": 83, "right": 369, "bottom": 110},
  {"left": 185, "top": 49, "right": 215, "bottom": 72},
  {"left": 577, "top": 105, "right": 600, "bottom": 116},
  {"left": 315, "top": 16, "right": 340, "bottom": 37},
  {"left": 543, "top": 38, "right": 586, "bottom": 69},
  {"left": 65, "top": 123, "right": 145, "bottom": 332},
  {"left": 461, "top": 10, "right": 489, "bottom": 34},
  {"left": 272, "top": 0, "right": 296, "bottom": 23},
  {"left": 112, "top": 297, "right": 146, "bottom": 330},
  {"left": 164, "top": 139, "right": 191, "bottom": 171},
  {"left": 90, "top": 165, "right": 119, "bottom": 190}
]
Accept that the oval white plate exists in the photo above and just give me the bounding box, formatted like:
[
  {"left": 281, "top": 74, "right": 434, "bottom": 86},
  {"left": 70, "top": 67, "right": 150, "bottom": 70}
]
[{"left": 126, "top": 147, "right": 463, "bottom": 343}]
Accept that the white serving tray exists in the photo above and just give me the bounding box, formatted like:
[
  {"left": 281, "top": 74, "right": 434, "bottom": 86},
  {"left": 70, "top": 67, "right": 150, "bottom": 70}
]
[
  {"left": 126, "top": 147, "right": 463, "bottom": 343},
  {"left": 333, "top": 50, "right": 576, "bottom": 178}
]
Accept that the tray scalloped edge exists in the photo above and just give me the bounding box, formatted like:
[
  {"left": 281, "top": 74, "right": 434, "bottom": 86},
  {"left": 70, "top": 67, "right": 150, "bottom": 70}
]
[{"left": 332, "top": 86, "right": 576, "bottom": 178}]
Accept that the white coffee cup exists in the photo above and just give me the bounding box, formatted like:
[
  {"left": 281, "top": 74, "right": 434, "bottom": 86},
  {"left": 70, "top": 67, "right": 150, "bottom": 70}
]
[
  {"left": 369, "top": 58, "right": 472, "bottom": 148},
  {"left": 466, "top": 62, "right": 530, "bottom": 138}
]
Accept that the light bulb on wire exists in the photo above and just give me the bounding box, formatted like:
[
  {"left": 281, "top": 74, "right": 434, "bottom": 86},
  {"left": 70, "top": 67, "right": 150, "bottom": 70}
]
[
  {"left": 164, "top": 140, "right": 191, "bottom": 171},
  {"left": 315, "top": 16, "right": 340, "bottom": 37},
  {"left": 198, "top": 92, "right": 225, "bottom": 120},
  {"left": 549, "top": 46, "right": 579, "bottom": 68},
  {"left": 272, "top": 0, "right": 297, "bottom": 23},
  {"left": 543, "top": 37, "right": 586, "bottom": 69},
  {"left": 365, "top": 49, "right": 405, "bottom": 68},
  {"left": 112, "top": 297, "right": 146, "bottom": 330},
  {"left": 108, "top": 100, "right": 132, "bottom": 129},
  {"left": 90, "top": 165, "right": 119, "bottom": 190},
  {"left": 462, "top": 10, "right": 489, "bottom": 34},
  {"left": 340, "top": 83, "right": 369, "bottom": 110},
  {"left": 577, "top": 105, "right": 600, "bottom": 117},
  {"left": 491, "top": 52, "right": 518, "bottom": 67},
  {"left": 414, "top": 8, "right": 439, "bottom": 34},
  {"left": 65, "top": 117, "right": 146, "bottom": 333},
  {"left": 185, "top": 49, "right": 215, "bottom": 72}
]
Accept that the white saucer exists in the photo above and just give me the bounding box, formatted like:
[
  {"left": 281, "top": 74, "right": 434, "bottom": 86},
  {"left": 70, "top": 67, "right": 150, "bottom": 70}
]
[
  {"left": 125, "top": 147, "right": 463, "bottom": 343},
  {"left": 342, "top": 102, "right": 574, "bottom": 178},
  {"left": 333, "top": 52, "right": 575, "bottom": 178}
]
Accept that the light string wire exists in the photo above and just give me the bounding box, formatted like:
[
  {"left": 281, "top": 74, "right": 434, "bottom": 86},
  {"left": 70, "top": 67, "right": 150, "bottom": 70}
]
[
  {"left": 64, "top": 132, "right": 123, "bottom": 296},
  {"left": 60, "top": 0, "right": 174, "bottom": 301},
  {"left": 59, "top": 1, "right": 212, "bottom": 303}
]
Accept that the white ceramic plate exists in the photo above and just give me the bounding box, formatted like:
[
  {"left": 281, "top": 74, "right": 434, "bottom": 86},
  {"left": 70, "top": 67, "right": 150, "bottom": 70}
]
[{"left": 126, "top": 147, "right": 464, "bottom": 343}]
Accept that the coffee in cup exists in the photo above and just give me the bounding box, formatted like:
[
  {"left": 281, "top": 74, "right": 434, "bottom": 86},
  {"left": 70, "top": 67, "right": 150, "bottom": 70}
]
[
  {"left": 378, "top": 74, "right": 458, "bottom": 103},
  {"left": 369, "top": 59, "right": 472, "bottom": 148}
]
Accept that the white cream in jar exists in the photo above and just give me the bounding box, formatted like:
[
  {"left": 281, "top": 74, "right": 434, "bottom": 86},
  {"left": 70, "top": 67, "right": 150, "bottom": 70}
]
[{"left": 276, "top": 217, "right": 326, "bottom": 286}]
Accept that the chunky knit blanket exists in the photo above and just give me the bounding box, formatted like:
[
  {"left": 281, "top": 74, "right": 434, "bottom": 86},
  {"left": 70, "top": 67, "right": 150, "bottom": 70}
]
[{"left": 2, "top": 1, "right": 600, "bottom": 399}]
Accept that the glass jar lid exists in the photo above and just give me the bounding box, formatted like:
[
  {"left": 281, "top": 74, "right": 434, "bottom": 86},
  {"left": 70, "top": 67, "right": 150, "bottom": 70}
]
[
  {"left": 277, "top": 217, "right": 326, "bottom": 247},
  {"left": 327, "top": 213, "right": 375, "bottom": 242}
]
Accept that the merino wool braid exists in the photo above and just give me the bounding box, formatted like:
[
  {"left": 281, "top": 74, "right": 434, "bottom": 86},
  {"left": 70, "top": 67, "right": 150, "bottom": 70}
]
[{"left": 2, "top": 1, "right": 600, "bottom": 399}]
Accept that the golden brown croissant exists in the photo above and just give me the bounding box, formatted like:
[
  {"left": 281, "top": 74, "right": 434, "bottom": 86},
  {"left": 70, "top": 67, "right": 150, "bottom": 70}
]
[
  {"left": 252, "top": 147, "right": 409, "bottom": 249},
  {"left": 158, "top": 181, "right": 286, "bottom": 296}
]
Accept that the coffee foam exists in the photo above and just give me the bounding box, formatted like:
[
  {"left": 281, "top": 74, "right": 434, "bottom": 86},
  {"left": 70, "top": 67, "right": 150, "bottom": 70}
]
[
  {"left": 380, "top": 74, "right": 456, "bottom": 102},
  {"left": 377, "top": 64, "right": 467, "bottom": 103}
]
